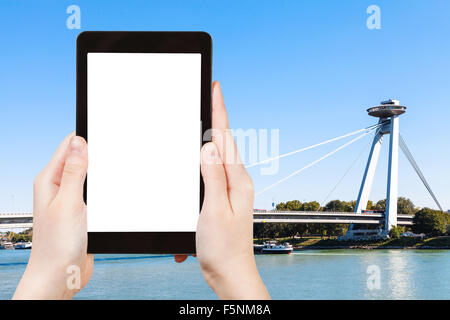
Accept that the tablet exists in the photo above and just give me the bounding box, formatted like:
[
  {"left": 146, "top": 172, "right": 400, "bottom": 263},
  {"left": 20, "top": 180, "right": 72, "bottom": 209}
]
[{"left": 76, "top": 31, "right": 212, "bottom": 254}]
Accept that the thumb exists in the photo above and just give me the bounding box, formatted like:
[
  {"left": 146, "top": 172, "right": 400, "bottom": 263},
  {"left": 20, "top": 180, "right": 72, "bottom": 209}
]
[
  {"left": 201, "top": 142, "right": 229, "bottom": 208},
  {"left": 58, "top": 136, "right": 88, "bottom": 201}
]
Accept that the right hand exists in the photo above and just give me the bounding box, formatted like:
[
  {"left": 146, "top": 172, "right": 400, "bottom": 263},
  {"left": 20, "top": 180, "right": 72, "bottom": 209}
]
[{"left": 176, "top": 82, "right": 270, "bottom": 300}]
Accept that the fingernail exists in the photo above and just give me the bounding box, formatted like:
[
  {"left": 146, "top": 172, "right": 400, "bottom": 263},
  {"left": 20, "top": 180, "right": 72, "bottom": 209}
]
[
  {"left": 70, "top": 136, "right": 85, "bottom": 153},
  {"left": 202, "top": 143, "right": 219, "bottom": 164}
]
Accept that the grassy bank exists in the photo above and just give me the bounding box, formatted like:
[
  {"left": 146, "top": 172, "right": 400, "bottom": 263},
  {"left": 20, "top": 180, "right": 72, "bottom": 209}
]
[{"left": 254, "top": 236, "right": 450, "bottom": 249}]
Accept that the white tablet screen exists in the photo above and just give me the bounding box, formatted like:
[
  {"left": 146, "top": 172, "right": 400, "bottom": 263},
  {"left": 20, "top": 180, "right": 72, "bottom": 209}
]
[{"left": 87, "top": 53, "right": 201, "bottom": 232}]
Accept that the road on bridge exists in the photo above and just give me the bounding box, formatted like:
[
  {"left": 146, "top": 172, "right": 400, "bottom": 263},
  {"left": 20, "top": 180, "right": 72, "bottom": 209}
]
[{"left": 0, "top": 211, "right": 413, "bottom": 229}]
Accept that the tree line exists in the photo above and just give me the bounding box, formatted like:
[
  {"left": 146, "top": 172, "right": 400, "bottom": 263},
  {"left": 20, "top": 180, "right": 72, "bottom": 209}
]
[
  {"left": 1, "top": 228, "right": 32, "bottom": 243},
  {"left": 275, "top": 197, "right": 417, "bottom": 214},
  {"left": 254, "top": 197, "right": 449, "bottom": 239}
]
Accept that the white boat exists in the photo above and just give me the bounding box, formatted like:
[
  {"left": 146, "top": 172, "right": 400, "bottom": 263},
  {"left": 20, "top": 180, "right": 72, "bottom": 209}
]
[
  {"left": 14, "top": 242, "right": 32, "bottom": 250},
  {"left": 0, "top": 241, "right": 14, "bottom": 250},
  {"left": 260, "top": 241, "right": 293, "bottom": 254}
]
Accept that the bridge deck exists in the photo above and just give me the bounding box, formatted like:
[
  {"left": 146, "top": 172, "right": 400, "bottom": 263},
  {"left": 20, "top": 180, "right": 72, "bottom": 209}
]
[
  {"left": 0, "top": 211, "right": 414, "bottom": 229},
  {"left": 254, "top": 211, "right": 413, "bottom": 225}
]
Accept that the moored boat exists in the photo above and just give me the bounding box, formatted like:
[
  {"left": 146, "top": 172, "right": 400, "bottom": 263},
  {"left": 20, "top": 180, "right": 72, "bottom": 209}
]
[
  {"left": 260, "top": 241, "right": 293, "bottom": 254},
  {"left": 14, "top": 242, "right": 32, "bottom": 250},
  {"left": 0, "top": 241, "right": 14, "bottom": 250}
]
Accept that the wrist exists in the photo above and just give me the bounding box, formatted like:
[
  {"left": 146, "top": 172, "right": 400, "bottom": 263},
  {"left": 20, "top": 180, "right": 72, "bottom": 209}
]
[
  {"left": 204, "top": 260, "right": 270, "bottom": 300},
  {"left": 13, "top": 261, "right": 76, "bottom": 300}
]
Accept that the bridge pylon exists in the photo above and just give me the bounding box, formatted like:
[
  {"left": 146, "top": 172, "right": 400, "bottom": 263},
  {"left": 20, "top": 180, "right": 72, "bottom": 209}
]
[{"left": 345, "top": 99, "right": 406, "bottom": 239}]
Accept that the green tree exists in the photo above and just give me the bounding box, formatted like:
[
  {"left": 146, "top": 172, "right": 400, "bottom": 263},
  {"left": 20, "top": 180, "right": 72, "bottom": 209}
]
[
  {"left": 278, "top": 223, "right": 296, "bottom": 238},
  {"left": 324, "top": 200, "right": 352, "bottom": 212},
  {"left": 9, "top": 229, "right": 32, "bottom": 243},
  {"left": 373, "top": 197, "right": 415, "bottom": 214},
  {"left": 6, "top": 231, "right": 15, "bottom": 241},
  {"left": 326, "top": 224, "right": 349, "bottom": 236},
  {"left": 389, "top": 226, "right": 405, "bottom": 239},
  {"left": 253, "top": 223, "right": 265, "bottom": 239},
  {"left": 262, "top": 223, "right": 289, "bottom": 239},
  {"left": 266, "top": 223, "right": 276, "bottom": 238},
  {"left": 374, "top": 199, "right": 386, "bottom": 211},
  {"left": 276, "top": 202, "right": 286, "bottom": 211},
  {"left": 301, "top": 201, "right": 320, "bottom": 211},
  {"left": 293, "top": 223, "right": 309, "bottom": 238},
  {"left": 276, "top": 200, "right": 304, "bottom": 211},
  {"left": 348, "top": 200, "right": 357, "bottom": 212},
  {"left": 413, "top": 208, "right": 447, "bottom": 236},
  {"left": 442, "top": 212, "right": 450, "bottom": 228},
  {"left": 286, "top": 200, "right": 302, "bottom": 211},
  {"left": 306, "top": 223, "right": 323, "bottom": 236},
  {"left": 398, "top": 197, "right": 416, "bottom": 215},
  {"left": 276, "top": 200, "right": 321, "bottom": 212}
]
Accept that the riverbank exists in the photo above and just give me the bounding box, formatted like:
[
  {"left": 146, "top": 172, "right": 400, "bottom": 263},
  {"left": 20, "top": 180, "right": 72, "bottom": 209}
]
[{"left": 254, "top": 236, "right": 450, "bottom": 250}]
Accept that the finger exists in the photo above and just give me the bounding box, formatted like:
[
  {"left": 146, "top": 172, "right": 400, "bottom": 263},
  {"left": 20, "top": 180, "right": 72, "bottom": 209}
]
[
  {"left": 201, "top": 142, "right": 230, "bottom": 211},
  {"left": 174, "top": 255, "right": 188, "bottom": 263},
  {"left": 211, "top": 82, "right": 254, "bottom": 213},
  {"left": 212, "top": 82, "right": 249, "bottom": 180},
  {"left": 211, "top": 81, "right": 230, "bottom": 134},
  {"left": 57, "top": 136, "right": 88, "bottom": 203},
  {"left": 42, "top": 132, "right": 76, "bottom": 183},
  {"left": 34, "top": 132, "right": 75, "bottom": 210},
  {"left": 211, "top": 81, "right": 231, "bottom": 161}
]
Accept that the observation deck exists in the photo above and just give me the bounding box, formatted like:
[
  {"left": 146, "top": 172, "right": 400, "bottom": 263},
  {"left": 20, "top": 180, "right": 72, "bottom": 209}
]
[{"left": 367, "top": 99, "right": 406, "bottom": 118}]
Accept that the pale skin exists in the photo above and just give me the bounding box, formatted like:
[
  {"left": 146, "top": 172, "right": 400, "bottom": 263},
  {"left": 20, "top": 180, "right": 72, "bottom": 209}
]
[{"left": 13, "top": 81, "right": 270, "bottom": 300}]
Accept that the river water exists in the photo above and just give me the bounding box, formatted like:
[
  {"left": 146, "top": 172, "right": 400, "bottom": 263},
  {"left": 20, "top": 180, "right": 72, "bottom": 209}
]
[{"left": 1, "top": 249, "right": 449, "bottom": 299}]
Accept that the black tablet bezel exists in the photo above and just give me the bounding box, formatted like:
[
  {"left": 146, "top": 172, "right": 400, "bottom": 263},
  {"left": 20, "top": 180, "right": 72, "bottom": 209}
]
[{"left": 76, "top": 31, "right": 212, "bottom": 254}]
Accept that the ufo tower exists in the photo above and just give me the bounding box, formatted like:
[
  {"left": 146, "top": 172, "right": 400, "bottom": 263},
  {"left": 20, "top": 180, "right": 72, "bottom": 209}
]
[{"left": 353, "top": 99, "right": 407, "bottom": 236}]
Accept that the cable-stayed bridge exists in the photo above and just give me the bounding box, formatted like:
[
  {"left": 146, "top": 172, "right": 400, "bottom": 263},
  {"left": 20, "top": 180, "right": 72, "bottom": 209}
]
[{"left": 248, "top": 99, "right": 442, "bottom": 239}]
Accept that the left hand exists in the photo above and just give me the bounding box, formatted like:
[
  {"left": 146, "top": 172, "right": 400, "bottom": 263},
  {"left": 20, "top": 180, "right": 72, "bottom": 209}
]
[{"left": 13, "top": 133, "right": 93, "bottom": 299}]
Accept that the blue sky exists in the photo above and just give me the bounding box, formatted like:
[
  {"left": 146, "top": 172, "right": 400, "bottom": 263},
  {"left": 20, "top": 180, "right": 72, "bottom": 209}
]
[{"left": 1, "top": 0, "right": 449, "bottom": 213}]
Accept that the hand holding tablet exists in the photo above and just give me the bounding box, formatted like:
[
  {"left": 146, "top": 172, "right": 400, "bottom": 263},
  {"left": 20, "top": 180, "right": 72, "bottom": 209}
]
[{"left": 14, "top": 32, "right": 270, "bottom": 300}]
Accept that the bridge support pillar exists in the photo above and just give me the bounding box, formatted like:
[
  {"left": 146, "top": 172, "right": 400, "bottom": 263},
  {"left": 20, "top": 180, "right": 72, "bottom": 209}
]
[
  {"left": 354, "top": 120, "right": 384, "bottom": 214},
  {"left": 385, "top": 115, "right": 399, "bottom": 233},
  {"left": 345, "top": 106, "right": 402, "bottom": 239}
]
